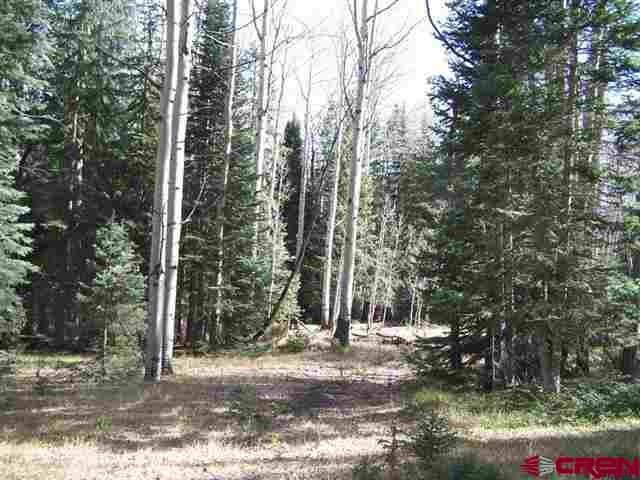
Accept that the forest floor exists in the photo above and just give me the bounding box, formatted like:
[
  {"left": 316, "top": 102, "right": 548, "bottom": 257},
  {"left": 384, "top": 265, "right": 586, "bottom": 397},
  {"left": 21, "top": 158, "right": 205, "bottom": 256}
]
[{"left": 1, "top": 325, "right": 640, "bottom": 479}]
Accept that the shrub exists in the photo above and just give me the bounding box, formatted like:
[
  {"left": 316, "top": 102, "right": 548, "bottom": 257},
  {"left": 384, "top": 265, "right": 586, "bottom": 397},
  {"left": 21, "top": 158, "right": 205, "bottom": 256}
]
[
  {"left": 95, "top": 415, "right": 113, "bottom": 433},
  {"left": 279, "top": 335, "right": 308, "bottom": 353},
  {"left": 226, "top": 384, "right": 277, "bottom": 434},
  {"left": 351, "top": 457, "right": 385, "bottom": 480},
  {"left": 408, "top": 408, "right": 458, "bottom": 469},
  {"left": 439, "top": 455, "right": 508, "bottom": 480},
  {"left": 0, "top": 350, "right": 16, "bottom": 408},
  {"left": 573, "top": 382, "right": 640, "bottom": 421}
]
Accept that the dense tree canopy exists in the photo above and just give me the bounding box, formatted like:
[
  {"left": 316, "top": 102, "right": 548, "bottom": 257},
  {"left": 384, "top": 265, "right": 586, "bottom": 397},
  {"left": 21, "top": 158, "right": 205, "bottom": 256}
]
[{"left": 0, "top": 0, "right": 638, "bottom": 394}]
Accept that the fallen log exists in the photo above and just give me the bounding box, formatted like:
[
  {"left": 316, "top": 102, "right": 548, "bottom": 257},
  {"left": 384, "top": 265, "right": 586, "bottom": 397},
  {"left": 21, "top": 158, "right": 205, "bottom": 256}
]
[{"left": 376, "top": 332, "right": 412, "bottom": 345}]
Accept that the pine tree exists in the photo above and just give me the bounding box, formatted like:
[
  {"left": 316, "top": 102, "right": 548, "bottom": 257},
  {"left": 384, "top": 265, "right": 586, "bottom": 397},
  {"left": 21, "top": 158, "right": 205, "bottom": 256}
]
[
  {"left": 412, "top": 0, "right": 640, "bottom": 391},
  {"left": 0, "top": 0, "right": 49, "bottom": 345},
  {"left": 283, "top": 117, "right": 303, "bottom": 264},
  {"left": 82, "top": 222, "right": 145, "bottom": 380}
]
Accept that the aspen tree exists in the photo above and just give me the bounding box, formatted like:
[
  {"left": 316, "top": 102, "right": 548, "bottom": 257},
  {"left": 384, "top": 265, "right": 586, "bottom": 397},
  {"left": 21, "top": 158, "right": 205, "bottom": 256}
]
[
  {"left": 321, "top": 40, "right": 347, "bottom": 330},
  {"left": 145, "top": 0, "right": 180, "bottom": 381},
  {"left": 162, "top": 0, "right": 195, "bottom": 374}
]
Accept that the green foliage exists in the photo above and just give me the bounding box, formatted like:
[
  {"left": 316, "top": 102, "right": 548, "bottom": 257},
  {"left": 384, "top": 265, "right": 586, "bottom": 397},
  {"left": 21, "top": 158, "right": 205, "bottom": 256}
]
[
  {"left": 0, "top": 0, "right": 46, "bottom": 345},
  {"left": 269, "top": 258, "right": 302, "bottom": 340},
  {"left": 279, "top": 334, "right": 308, "bottom": 354},
  {"left": 283, "top": 118, "right": 303, "bottom": 263},
  {"left": 406, "top": 0, "right": 640, "bottom": 391},
  {"left": 225, "top": 385, "right": 278, "bottom": 435},
  {"left": 573, "top": 382, "right": 640, "bottom": 422},
  {"left": 408, "top": 408, "right": 458, "bottom": 469},
  {"left": 81, "top": 222, "right": 145, "bottom": 381},
  {"left": 0, "top": 350, "right": 17, "bottom": 408},
  {"left": 32, "top": 370, "right": 51, "bottom": 397},
  {"left": 95, "top": 415, "right": 113, "bottom": 433},
  {"left": 436, "top": 455, "right": 509, "bottom": 480},
  {"left": 351, "top": 458, "right": 385, "bottom": 480}
]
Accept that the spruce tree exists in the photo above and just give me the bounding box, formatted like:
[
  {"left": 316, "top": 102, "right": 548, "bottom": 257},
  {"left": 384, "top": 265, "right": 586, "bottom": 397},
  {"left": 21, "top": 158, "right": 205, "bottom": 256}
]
[
  {"left": 0, "top": 0, "right": 49, "bottom": 345},
  {"left": 412, "top": 0, "right": 640, "bottom": 391},
  {"left": 82, "top": 222, "right": 145, "bottom": 380}
]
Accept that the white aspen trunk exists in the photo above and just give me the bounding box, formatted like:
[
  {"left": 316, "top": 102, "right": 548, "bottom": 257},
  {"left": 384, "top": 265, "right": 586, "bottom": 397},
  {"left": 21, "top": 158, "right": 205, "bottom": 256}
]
[
  {"left": 268, "top": 157, "right": 286, "bottom": 310},
  {"left": 296, "top": 64, "right": 312, "bottom": 259},
  {"left": 361, "top": 0, "right": 378, "bottom": 175},
  {"left": 268, "top": 53, "right": 287, "bottom": 233},
  {"left": 145, "top": 0, "right": 180, "bottom": 382},
  {"left": 335, "top": 0, "right": 369, "bottom": 346},
  {"left": 214, "top": 0, "right": 239, "bottom": 343},
  {"left": 162, "top": 0, "right": 194, "bottom": 374},
  {"left": 254, "top": 0, "right": 269, "bottom": 214},
  {"left": 409, "top": 276, "right": 417, "bottom": 326},
  {"left": 331, "top": 242, "right": 345, "bottom": 333},
  {"left": 321, "top": 61, "right": 344, "bottom": 330}
]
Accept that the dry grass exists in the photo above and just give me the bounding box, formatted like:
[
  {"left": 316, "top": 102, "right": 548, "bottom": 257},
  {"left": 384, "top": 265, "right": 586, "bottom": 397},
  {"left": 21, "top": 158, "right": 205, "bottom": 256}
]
[{"left": 1, "top": 328, "right": 639, "bottom": 479}]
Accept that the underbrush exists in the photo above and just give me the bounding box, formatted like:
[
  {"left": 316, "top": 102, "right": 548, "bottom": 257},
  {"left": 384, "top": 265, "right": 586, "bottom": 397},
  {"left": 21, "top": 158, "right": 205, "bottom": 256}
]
[
  {"left": 403, "top": 374, "right": 640, "bottom": 430},
  {"left": 353, "top": 404, "right": 460, "bottom": 479}
]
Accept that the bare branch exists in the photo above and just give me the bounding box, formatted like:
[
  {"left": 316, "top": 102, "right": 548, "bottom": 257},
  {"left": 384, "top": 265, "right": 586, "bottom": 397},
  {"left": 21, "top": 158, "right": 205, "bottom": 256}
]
[
  {"left": 425, "top": 0, "right": 473, "bottom": 65},
  {"left": 369, "top": 18, "right": 422, "bottom": 59},
  {"left": 250, "top": 0, "right": 264, "bottom": 42},
  {"left": 348, "top": 0, "right": 363, "bottom": 52},
  {"left": 365, "top": 0, "right": 401, "bottom": 21}
]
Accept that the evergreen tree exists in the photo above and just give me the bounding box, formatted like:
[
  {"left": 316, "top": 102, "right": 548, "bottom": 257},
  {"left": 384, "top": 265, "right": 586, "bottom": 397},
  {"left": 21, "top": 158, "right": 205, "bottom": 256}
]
[
  {"left": 82, "top": 222, "right": 145, "bottom": 379},
  {"left": 283, "top": 117, "right": 303, "bottom": 264},
  {"left": 25, "top": 0, "right": 158, "bottom": 347},
  {"left": 411, "top": 0, "right": 640, "bottom": 391},
  {"left": 0, "top": 0, "right": 49, "bottom": 345}
]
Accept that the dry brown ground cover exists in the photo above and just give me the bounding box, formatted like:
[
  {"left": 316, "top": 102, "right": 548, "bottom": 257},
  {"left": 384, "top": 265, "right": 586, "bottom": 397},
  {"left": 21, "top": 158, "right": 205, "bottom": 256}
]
[{"left": 1, "top": 326, "right": 640, "bottom": 480}]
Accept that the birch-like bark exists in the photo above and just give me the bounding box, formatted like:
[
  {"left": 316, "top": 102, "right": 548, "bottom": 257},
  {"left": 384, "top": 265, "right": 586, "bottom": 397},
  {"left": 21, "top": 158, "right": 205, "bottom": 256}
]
[
  {"left": 268, "top": 157, "right": 286, "bottom": 310},
  {"left": 334, "top": 0, "right": 369, "bottom": 346},
  {"left": 214, "top": 0, "right": 239, "bottom": 345},
  {"left": 162, "top": 0, "right": 195, "bottom": 374},
  {"left": 145, "top": 0, "right": 180, "bottom": 381},
  {"left": 409, "top": 276, "right": 417, "bottom": 326},
  {"left": 266, "top": 80, "right": 286, "bottom": 314},
  {"left": 332, "top": 244, "right": 345, "bottom": 331},
  {"left": 254, "top": 0, "right": 269, "bottom": 215},
  {"left": 321, "top": 56, "right": 345, "bottom": 330},
  {"left": 268, "top": 52, "right": 287, "bottom": 232},
  {"left": 296, "top": 63, "right": 313, "bottom": 259}
]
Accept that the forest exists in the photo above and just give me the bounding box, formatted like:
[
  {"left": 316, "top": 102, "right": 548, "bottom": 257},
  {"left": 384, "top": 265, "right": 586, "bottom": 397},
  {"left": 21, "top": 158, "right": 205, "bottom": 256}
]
[{"left": 2, "top": 0, "right": 640, "bottom": 478}]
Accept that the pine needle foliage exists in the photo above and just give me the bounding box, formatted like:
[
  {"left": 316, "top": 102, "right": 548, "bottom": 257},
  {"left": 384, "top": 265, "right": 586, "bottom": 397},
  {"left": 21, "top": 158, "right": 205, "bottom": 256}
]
[
  {"left": 81, "top": 222, "right": 145, "bottom": 380},
  {"left": 0, "top": 0, "right": 49, "bottom": 346}
]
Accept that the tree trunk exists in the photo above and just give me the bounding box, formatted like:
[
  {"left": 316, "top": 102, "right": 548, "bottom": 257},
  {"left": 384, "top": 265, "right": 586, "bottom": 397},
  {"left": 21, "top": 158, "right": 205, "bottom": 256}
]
[
  {"left": 145, "top": 0, "right": 180, "bottom": 381},
  {"left": 331, "top": 241, "right": 345, "bottom": 332},
  {"left": 162, "top": 0, "right": 194, "bottom": 375},
  {"left": 268, "top": 49, "right": 287, "bottom": 234},
  {"left": 254, "top": 0, "right": 269, "bottom": 223},
  {"left": 321, "top": 64, "right": 344, "bottom": 330},
  {"left": 213, "top": 0, "right": 238, "bottom": 347},
  {"left": 409, "top": 276, "right": 417, "bottom": 325},
  {"left": 335, "top": 0, "right": 369, "bottom": 346},
  {"left": 296, "top": 64, "right": 312, "bottom": 260},
  {"left": 450, "top": 315, "right": 462, "bottom": 370},
  {"left": 538, "top": 325, "right": 561, "bottom": 393},
  {"left": 622, "top": 346, "right": 637, "bottom": 377}
]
